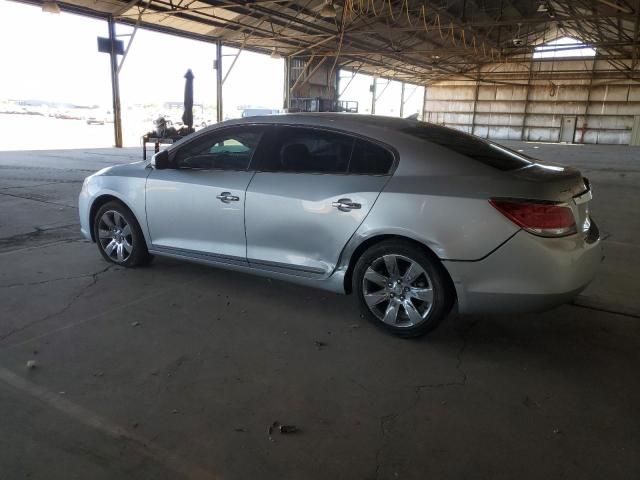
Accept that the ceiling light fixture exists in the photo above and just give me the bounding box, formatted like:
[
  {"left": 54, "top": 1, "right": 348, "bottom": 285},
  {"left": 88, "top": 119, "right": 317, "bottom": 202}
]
[
  {"left": 319, "top": 1, "right": 337, "bottom": 18},
  {"left": 42, "top": 1, "right": 61, "bottom": 14},
  {"left": 270, "top": 47, "right": 282, "bottom": 60}
]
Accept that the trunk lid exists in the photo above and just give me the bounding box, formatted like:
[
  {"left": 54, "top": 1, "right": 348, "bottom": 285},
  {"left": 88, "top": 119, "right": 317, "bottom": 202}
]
[
  {"left": 508, "top": 162, "right": 592, "bottom": 234},
  {"left": 509, "top": 162, "right": 587, "bottom": 199}
]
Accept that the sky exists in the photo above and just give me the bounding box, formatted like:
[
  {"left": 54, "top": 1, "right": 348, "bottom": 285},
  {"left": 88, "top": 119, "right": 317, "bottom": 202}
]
[
  {"left": 533, "top": 37, "right": 596, "bottom": 59},
  {"left": 0, "top": 1, "right": 112, "bottom": 106},
  {"left": 0, "top": 0, "right": 424, "bottom": 119},
  {"left": 0, "top": 0, "right": 284, "bottom": 115}
]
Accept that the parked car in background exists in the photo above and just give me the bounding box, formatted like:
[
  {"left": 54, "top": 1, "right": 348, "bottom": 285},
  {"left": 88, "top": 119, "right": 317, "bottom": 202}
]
[
  {"left": 79, "top": 114, "right": 601, "bottom": 337},
  {"left": 56, "top": 109, "right": 83, "bottom": 120},
  {"left": 86, "top": 111, "right": 108, "bottom": 125},
  {"left": 195, "top": 116, "right": 217, "bottom": 128},
  {"left": 241, "top": 108, "right": 280, "bottom": 117}
]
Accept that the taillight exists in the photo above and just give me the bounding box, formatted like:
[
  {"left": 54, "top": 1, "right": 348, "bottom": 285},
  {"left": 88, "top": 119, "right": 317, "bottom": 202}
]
[{"left": 489, "top": 199, "right": 577, "bottom": 237}]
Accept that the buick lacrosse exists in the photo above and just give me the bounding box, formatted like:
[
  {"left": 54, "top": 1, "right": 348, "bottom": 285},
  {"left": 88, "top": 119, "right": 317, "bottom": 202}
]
[{"left": 79, "top": 114, "right": 601, "bottom": 337}]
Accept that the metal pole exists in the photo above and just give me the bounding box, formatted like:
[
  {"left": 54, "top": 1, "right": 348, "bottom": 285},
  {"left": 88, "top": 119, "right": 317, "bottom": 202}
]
[
  {"left": 108, "top": 16, "right": 123, "bottom": 148},
  {"left": 471, "top": 81, "right": 479, "bottom": 135},
  {"left": 400, "top": 82, "right": 405, "bottom": 118},
  {"left": 422, "top": 86, "right": 427, "bottom": 121},
  {"left": 284, "top": 56, "right": 291, "bottom": 110},
  {"left": 521, "top": 55, "right": 534, "bottom": 141},
  {"left": 216, "top": 40, "right": 223, "bottom": 123},
  {"left": 371, "top": 77, "right": 377, "bottom": 115},
  {"left": 580, "top": 59, "right": 596, "bottom": 144}
]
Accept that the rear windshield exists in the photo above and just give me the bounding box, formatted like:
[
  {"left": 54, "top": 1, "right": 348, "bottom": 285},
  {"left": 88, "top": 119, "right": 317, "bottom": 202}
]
[{"left": 400, "top": 124, "right": 532, "bottom": 171}]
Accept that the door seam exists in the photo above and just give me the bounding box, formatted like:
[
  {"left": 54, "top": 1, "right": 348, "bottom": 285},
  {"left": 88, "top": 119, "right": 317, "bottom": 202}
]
[{"left": 243, "top": 171, "right": 258, "bottom": 261}]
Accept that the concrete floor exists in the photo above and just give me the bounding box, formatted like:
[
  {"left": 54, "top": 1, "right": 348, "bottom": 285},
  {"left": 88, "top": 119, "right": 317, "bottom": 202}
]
[{"left": 0, "top": 142, "right": 639, "bottom": 480}]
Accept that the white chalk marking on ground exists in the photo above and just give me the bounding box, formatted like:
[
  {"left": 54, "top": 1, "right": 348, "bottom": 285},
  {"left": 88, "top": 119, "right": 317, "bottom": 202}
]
[{"left": 0, "top": 366, "right": 218, "bottom": 480}]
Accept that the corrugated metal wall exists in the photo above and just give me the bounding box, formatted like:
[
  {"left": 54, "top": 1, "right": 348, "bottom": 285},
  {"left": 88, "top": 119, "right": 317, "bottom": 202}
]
[{"left": 424, "top": 59, "right": 640, "bottom": 145}]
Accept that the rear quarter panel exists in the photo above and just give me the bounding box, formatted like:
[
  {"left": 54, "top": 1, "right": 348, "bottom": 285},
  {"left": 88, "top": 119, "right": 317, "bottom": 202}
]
[
  {"left": 340, "top": 132, "right": 521, "bottom": 262},
  {"left": 349, "top": 175, "right": 520, "bottom": 261}
]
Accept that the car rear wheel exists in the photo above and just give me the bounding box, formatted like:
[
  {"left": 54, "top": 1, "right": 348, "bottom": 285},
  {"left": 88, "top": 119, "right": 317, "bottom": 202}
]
[
  {"left": 353, "top": 240, "right": 454, "bottom": 338},
  {"left": 94, "top": 201, "right": 151, "bottom": 267}
]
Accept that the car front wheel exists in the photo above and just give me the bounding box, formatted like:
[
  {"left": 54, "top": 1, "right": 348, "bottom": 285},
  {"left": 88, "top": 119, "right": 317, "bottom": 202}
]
[
  {"left": 353, "top": 240, "right": 454, "bottom": 338},
  {"left": 93, "top": 201, "right": 151, "bottom": 267}
]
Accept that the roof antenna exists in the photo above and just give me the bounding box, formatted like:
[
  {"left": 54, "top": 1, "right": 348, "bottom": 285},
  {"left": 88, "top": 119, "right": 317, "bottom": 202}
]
[{"left": 405, "top": 113, "right": 419, "bottom": 120}]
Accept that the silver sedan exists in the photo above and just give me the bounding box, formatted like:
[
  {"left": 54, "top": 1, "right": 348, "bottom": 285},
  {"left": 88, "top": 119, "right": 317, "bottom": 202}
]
[{"left": 79, "top": 114, "right": 602, "bottom": 337}]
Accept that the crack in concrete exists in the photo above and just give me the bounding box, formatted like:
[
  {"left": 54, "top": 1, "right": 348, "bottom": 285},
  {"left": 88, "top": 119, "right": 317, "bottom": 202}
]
[
  {"left": 0, "top": 176, "right": 82, "bottom": 183},
  {"left": 0, "top": 264, "right": 117, "bottom": 289},
  {"left": 0, "top": 164, "right": 95, "bottom": 173},
  {"left": 412, "top": 320, "right": 478, "bottom": 397},
  {"left": 571, "top": 300, "right": 640, "bottom": 320},
  {"left": 370, "top": 321, "right": 479, "bottom": 479},
  {"left": 350, "top": 378, "right": 372, "bottom": 393},
  {"left": 372, "top": 413, "right": 399, "bottom": 480},
  {"left": 373, "top": 447, "right": 382, "bottom": 480},
  {"left": 380, "top": 413, "right": 398, "bottom": 437},
  {"left": 0, "top": 265, "right": 115, "bottom": 343},
  {"left": 0, "top": 191, "right": 77, "bottom": 209},
  {"left": 0, "top": 224, "right": 81, "bottom": 253},
  {"left": 0, "top": 182, "right": 62, "bottom": 191}
]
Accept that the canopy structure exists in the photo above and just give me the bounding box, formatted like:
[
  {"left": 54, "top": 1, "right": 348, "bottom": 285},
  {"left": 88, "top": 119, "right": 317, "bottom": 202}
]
[
  {"left": 13, "top": 0, "right": 640, "bottom": 146},
  {"left": 16, "top": 0, "right": 640, "bottom": 84}
]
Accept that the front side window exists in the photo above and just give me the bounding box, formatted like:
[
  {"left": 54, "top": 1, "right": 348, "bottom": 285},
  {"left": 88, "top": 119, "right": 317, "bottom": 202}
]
[
  {"left": 259, "top": 127, "right": 355, "bottom": 174},
  {"left": 174, "top": 128, "right": 263, "bottom": 170}
]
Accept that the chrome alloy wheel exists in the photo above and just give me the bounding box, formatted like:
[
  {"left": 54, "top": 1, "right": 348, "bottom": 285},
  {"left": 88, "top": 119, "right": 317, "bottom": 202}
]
[
  {"left": 97, "top": 210, "right": 133, "bottom": 263},
  {"left": 362, "top": 254, "right": 434, "bottom": 328}
]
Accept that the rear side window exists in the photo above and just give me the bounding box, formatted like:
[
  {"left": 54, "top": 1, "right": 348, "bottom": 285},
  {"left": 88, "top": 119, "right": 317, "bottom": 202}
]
[
  {"left": 259, "top": 127, "right": 354, "bottom": 174},
  {"left": 401, "top": 124, "right": 532, "bottom": 171},
  {"left": 349, "top": 139, "right": 394, "bottom": 175}
]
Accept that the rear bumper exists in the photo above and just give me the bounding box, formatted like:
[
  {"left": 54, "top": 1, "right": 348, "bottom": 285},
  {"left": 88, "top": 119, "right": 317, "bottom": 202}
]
[{"left": 443, "top": 220, "right": 602, "bottom": 314}]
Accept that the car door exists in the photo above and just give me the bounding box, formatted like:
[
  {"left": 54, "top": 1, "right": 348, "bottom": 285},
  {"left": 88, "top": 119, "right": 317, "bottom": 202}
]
[
  {"left": 245, "top": 126, "right": 395, "bottom": 277},
  {"left": 145, "top": 126, "right": 264, "bottom": 263}
]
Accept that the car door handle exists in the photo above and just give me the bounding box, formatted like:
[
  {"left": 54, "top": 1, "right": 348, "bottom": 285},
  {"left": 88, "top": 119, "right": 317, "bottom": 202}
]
[
  {"left": 332, "top": 198, "right": 361, "bottom": 212},
  {"left": 216, "top": 192, "right": 240, "bottom": 203}
]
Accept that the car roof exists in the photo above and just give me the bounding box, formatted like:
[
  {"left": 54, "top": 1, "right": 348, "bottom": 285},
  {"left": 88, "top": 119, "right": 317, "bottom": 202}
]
[
  {"left": 171, "top": 113, "right": 460, "bottom": 164},
  {"left": 221, "top": 112, "right": 420, "bottom": 134}
]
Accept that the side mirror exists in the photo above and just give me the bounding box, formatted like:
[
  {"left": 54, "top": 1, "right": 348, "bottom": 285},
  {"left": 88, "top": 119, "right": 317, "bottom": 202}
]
[{"left": 152, "top": 150, "right": 170, "bottom": 169}]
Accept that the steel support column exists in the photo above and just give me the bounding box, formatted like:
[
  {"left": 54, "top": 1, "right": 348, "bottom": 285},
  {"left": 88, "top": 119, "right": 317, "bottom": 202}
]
[
  {"left": 471, "top": 80, "right": 479, "bottom": 135},
  {"left": 284, "top": 56, "right": 291, "bottom": 110},
  {"left": 371, "top": 77, "right": 377, "bottom": 115},
  {"left": 399, "top": 82, "right": 405, "bottom": 118},
  {"left": 108, "top": 16, "right": 123, "bottom": 148},
  {"left": 521, "top": 56, "right": 535, "bottom": 141},
  {"left": 422, "top": 86, "right": 427, "bottom": 121},
  {"left": 580, "top": 60, "right": 597, "bottom": 144},
  {"left": 216, "top": 40, "right": 223, "bottom": 123}
]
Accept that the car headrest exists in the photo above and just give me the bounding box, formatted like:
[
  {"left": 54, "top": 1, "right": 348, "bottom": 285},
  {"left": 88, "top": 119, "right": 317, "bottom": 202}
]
[{"left": 280, "top": 143, "right": 309, "bottom": 170}]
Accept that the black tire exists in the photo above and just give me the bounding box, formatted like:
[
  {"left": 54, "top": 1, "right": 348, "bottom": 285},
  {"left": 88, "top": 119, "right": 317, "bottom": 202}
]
[
  {"left": 353, "top": 240, "right": 454, "bottom": 338},
  {"left": 93, "top": 201, "right": 151, "bottom": 267}
]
